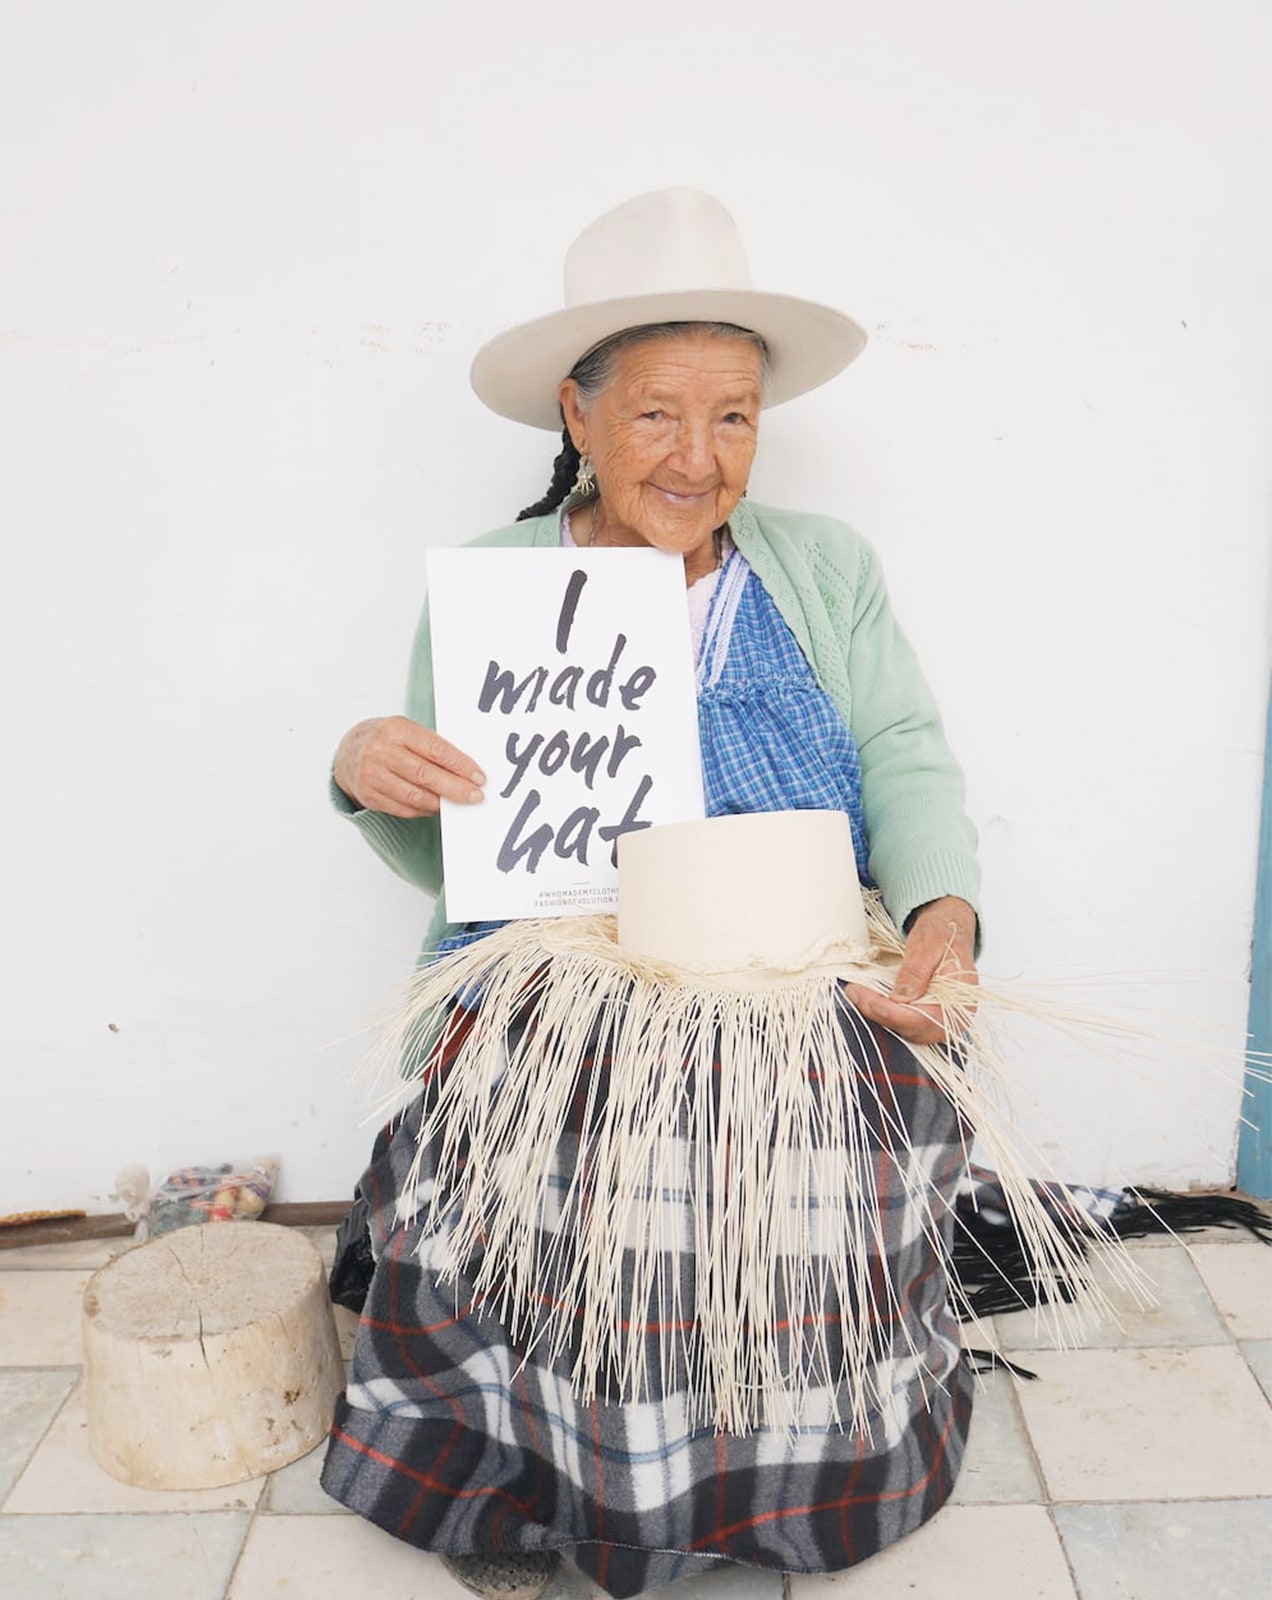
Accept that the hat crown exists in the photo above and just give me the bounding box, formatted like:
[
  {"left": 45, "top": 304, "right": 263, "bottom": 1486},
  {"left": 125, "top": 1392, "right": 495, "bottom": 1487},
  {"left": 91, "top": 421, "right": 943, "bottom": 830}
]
[
  {"left": 617, "top": 811, "right": 869, "bottom": 983},
  {"left": 563, "top": 187, "right": 754, "bottom": 310}
]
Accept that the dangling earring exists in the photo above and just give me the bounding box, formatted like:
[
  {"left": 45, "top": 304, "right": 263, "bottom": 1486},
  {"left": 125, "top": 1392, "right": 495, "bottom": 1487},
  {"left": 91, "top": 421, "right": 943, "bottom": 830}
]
[{"left": 572, "top": 453, "right": 596, "bottom": 497}]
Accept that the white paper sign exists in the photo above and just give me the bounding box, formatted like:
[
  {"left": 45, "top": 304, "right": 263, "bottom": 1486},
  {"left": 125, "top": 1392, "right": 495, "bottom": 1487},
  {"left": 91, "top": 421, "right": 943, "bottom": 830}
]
[{"left": 428, "top": 547, "right": 705, "bottom": 921}]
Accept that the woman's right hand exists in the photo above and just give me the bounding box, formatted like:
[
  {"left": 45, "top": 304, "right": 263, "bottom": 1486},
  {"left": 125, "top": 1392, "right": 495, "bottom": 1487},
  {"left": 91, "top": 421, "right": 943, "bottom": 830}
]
[{"left": 333, "top": 717, "right": 486, "bottom": 818}]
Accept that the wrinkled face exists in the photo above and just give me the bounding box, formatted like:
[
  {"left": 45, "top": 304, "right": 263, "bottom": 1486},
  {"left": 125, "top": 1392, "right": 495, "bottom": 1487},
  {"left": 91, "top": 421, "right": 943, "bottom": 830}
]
[{"left": 560, "top": 331, "right": 763, "bottom": 560}]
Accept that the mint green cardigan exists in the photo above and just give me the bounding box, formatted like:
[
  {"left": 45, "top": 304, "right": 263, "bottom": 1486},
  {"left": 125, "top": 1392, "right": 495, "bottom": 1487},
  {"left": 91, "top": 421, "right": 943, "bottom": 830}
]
[{"left": 332, "top": 499, "right": 980, "bottom": 953}]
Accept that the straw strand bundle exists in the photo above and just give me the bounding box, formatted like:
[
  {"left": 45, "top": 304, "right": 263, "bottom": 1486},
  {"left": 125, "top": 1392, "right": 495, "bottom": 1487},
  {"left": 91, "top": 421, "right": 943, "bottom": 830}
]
[{"left": 363, "top": 896, "right": 1166, "bottom": 1435}]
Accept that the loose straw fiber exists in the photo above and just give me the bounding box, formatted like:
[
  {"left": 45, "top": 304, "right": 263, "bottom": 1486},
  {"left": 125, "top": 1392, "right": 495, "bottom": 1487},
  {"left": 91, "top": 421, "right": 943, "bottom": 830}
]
[{"left": 364, "top": 896, "right": 1157, "bottom": 1435}]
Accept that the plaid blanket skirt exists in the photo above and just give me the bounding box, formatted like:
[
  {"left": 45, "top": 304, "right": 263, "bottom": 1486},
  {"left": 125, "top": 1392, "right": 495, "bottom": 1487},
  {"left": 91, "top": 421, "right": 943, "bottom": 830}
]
[{"left": 321, "top": 999, "right": 974, "bottom": 1597}]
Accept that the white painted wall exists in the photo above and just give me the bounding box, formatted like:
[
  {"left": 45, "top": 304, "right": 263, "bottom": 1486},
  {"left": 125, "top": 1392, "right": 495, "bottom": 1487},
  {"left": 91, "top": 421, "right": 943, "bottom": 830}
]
[{"left": 2, "top": 1, "right": 1268, "bottom": 1209}]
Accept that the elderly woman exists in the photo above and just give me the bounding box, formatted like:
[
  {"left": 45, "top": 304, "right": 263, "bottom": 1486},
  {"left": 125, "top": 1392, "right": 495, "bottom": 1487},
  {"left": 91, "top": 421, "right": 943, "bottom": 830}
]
[{"left": 324, "top": 189, "right": 980, "bottom": 1599}]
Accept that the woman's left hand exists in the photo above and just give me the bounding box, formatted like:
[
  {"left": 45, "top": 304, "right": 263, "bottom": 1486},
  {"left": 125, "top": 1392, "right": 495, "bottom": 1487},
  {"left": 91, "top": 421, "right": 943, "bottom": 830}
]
[{"left": 842, "top": 896, "right": 979, "bottom": 1046}]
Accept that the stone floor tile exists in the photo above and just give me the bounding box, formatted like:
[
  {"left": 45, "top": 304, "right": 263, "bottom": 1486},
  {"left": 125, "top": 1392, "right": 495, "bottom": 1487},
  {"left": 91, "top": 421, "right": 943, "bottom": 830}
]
[
  {"left": 1239, "top": 1338, "right": 1272, "bottom": 1403},
  {"left": 0, "top": 1368, "right": 77, "bottom": 1503},
  {"left": 299, "top": 1226, "right": 338, "bottom": 1268},
  {"left": 4, "top": 1377, "right": 266, "bottom": 1514},
  {"left": 230, "top": 1516, "right": 783, "bottom": 1599},
  {"left": 544, "top": 1561, "right": 606, "bottom": 1598},
  {"left": 333, "top": 1302, "right": 360, "bottom": 1359},
  {"left": 1118, "top": 1230, "right": 1189, "bottom": 1250},
  {"left": 957, "top": 1313, "right": 1002, "bottom": 1351},
  {"left": 949, "top": 1370, "right": 1043, "bottom": 1504},
  {"left": 0, "top": 1235, "right": 136, "bottom": 1271},
  {"left": 1188, "top": 1238, "right": 1272, "bottom": 1338},
  {"left": 626, "top": 1564, "right": 783, "bottom": 1596},
  {"left": 0, "top": 1511, "right": 249, "bottom": 1600},
  {"left": 1007, "top": 1345, "right": 1272, "bottom": 1502},
  {"left": 260, "top": 1437, "right": 353, "bottom": 1514},
  {"left": 1120, "top": 1219, "right": 1264, "bottom": 1250},
  {"left": 786, "top": 1504, "right": 1077, "bottom": 1597},
  {"left": 994, "top": 1244, "right": 1226, "bottom": 1351},
  {"left": 227, "top": 1514, "right": 515, "bottom": 1598},
  {"left": 0, "top": 1270, "right": 92, "bottom": 1365},
  {"left": 1055, "top": 1499, "right": 1272, "bottom": 1600}
]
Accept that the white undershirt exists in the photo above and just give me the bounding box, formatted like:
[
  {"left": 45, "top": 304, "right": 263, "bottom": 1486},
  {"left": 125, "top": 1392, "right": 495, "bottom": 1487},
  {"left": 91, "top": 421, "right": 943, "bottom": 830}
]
[{"left": 559, "top": 503, "right": 729, "bottom": 660}]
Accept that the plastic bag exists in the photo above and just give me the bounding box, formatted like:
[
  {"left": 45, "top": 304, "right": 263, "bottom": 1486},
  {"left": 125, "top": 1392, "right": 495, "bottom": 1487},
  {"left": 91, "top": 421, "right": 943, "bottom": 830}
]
[
  {"left": 328, "top": 1188, "right": 375, "bottom": 1312},
  {"left": 327, "top": 1120, "right": 393, "bottom": 1312},
  {"left": 125, "top": 1155, "right": 280, "bottom": 1240}
]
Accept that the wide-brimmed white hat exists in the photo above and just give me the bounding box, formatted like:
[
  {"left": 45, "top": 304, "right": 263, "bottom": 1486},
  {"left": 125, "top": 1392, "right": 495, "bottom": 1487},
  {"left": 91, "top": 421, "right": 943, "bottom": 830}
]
[{"left": 470, "top": 187, "right": 869, "bottom": 430}]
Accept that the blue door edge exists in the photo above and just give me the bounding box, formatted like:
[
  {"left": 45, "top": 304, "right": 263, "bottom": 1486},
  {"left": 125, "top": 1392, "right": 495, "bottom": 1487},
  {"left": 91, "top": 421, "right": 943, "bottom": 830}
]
[{"left": 1236, "top": 678, "right": 1272, "bottom": 1198}]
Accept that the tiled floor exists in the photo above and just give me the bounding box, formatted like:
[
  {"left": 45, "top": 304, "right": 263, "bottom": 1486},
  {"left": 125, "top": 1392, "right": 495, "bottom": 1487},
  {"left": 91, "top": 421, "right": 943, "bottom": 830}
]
[{"left": 1, "top": 1224, "right": 1268, "bottom": 1599}]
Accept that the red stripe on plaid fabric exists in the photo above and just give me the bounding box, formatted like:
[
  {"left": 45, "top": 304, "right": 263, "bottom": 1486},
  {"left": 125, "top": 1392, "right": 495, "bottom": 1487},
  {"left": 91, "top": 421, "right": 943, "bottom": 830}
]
[
  {"left": 617, "top": 1313, "right": 698, "bottom": 1335},
  {"left": 768, "top": 1306, "right": 904, "bottom": 1335},
  {"left": 398, "top": 1473, "right": 441, "bottom": 1542},
  {"left": 427, "top": 1002, "right": 480, "bottom": 1084},
  {"left": 836, "top": 1402, "right": 874, "bottom": 1565},
  {"left": 384, "top": 1231, "right": 465, "bottom": 1418},
  {"left": 360, "top": 1303, "right": 481, "bottom": 1337},
  {"left": 364, "top": 1148, "right": 387, "bottom": 1256},
  {"left": 359, "top": 1310, "right": 464, "bottom": 1336},
  {"left": 686, "top": 1382, "right": 962, "bottom": 1550},
  {"left": 329, "top": 1428, "right": 539, "bottom": 1515},
  {"left": 380, "top": 1228, "right": 473, "bottom": 1541},
  {"left": 514, "top": 1366, "right": 552, "bottom": 1520}
]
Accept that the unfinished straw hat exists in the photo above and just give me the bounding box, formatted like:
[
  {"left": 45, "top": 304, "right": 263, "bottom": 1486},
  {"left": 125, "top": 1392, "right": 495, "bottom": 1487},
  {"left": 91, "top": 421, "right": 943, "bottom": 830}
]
[
  {"left": 370, "top": 811, "right": 1164, "bottom": 1433},
  {"left": 470, "top": 187, "right": 869, "bottom": 430}
]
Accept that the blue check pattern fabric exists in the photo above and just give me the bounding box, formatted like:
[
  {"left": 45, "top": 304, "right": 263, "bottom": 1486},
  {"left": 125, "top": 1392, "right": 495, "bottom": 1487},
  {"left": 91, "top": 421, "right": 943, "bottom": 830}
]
[{"left": 696, "top": 547, "right": 870, "bottom": 875}]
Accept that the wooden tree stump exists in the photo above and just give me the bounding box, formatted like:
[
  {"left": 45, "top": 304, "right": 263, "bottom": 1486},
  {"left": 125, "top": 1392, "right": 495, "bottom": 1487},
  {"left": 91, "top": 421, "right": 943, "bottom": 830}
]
[{"left": 83, "top": 1222, "right": 344, "bottom": 1489}]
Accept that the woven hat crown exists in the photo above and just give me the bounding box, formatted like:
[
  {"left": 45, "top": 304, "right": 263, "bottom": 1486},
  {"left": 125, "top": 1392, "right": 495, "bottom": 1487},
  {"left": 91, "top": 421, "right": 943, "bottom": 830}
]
[
  {"left": 563, "top": 188, "right": 755, "bottom": 306},
  {"left": 618, "top": 811, "right": 870, "bottom": 985}
]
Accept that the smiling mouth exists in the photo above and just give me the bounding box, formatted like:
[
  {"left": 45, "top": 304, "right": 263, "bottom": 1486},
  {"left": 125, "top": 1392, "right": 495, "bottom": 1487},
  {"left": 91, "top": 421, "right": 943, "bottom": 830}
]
[{"left": 653, "top": 486, "right": 712, "bottom": 504}]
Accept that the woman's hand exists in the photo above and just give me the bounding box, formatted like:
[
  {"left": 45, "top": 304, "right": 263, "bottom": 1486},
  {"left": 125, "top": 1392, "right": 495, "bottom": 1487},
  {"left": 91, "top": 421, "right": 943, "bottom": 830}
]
[
  {"left": 843, "top": 895, "right": 978, "bottom": 1046},
  {"left": 333, "top": 716, "right": 486, "bottom": 818}
]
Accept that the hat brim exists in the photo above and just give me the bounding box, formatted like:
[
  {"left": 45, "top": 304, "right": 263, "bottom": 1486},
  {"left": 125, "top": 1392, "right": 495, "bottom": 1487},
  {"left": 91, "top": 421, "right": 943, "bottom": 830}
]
[{"left": 470, "top": 288, "right": 868, "bottom": 430}]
